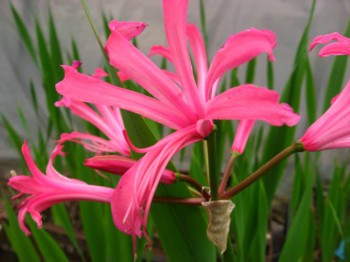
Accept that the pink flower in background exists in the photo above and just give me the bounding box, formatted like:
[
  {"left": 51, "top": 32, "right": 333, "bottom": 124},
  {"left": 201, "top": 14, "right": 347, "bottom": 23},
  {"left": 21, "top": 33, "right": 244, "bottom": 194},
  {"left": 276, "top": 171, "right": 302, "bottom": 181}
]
[
  {"left": 300, "top": 32, "right": 350, "bottom": 151},
  {"left": 310, "top": 32, "right": 350, "bottom": 56},
  {"left": 300, "top": 80, "right": 350, "bottom": 151},
  {"left": 56, "top": 0, "right": 300, "bottom": 240},
  {"left": 8, "top": 142, "right": 115, "bottom": 235}
]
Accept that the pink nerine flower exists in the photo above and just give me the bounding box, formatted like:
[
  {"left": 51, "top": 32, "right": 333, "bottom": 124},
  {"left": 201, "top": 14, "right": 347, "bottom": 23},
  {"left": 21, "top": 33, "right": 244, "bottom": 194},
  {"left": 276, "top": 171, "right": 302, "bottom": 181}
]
[
  {"left": 8, "top": 142, "right": 175, "bottom": 235},
  {"left": 300, "top": 81, "right": 350, "bottom": 150},
  {"left": 56, "top": 0, "right": 300, "bottom": 240},
  {"left": 300, "top": 33, "right": 350, "bottom": 151},
  {"left": 8, "top": 142, "right": 114, "bottom": 234}
]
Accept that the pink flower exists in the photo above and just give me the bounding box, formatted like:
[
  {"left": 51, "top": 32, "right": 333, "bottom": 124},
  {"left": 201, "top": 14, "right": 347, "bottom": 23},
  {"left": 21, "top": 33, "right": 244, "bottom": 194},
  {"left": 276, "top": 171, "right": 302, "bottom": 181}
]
[
  {"left": 310, "top": 32, "right": 350, "bottom": 56},
  {"left": 300, "top": 81, "right": 350, "bottom": 150},
  {"left": 56, "top": 0, "right": 300, "bottom": 240},
  {"left": 300, "top": 33, "right": 350, "bottom": 151},
  {"left": 56, "top": 65, "right": 130, "bottom": 155},
  {"left": 8, "top": 142, "right": 115, "bottom": 235}
]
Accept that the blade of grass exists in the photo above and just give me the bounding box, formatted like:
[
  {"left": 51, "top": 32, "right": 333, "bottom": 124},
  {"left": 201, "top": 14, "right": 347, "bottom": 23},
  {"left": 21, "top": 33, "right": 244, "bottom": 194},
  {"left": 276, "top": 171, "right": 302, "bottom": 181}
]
[
  {"left": 28, "top": 219, "right": 69, "bottom": 262},
  {"left": 305, "top": 58, "right": 317, "bottom": 125},
  {"left": 79, "top": 0, "right": 121, "bottom": 86},
  {"left": 279, "top": 153, "right": 314, "bottom": 261},
  {"left": 245, "top": 58, "right": 256, "bottom": 84},
  {"left": 10, "top": 3, "right": 38, "bottom": 65},
  {"left": 1, "top": 115, "right": 23, "bottom": 157},
  {"left": 262, "top": 0, "right": 316, "bottom": 204},
  {"left": 266, "top": 60, "right": 274, "bottom": 90},
  {"left": 2, "top": 190, "right": 40, "bottom": 262}
]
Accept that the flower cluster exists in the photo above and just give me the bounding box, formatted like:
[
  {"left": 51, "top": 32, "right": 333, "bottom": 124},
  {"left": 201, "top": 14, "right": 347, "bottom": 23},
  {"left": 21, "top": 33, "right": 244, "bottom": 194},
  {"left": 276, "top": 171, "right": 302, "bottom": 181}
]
[{"left": 8, "top": 0, "right": 350, "bottom": 254}]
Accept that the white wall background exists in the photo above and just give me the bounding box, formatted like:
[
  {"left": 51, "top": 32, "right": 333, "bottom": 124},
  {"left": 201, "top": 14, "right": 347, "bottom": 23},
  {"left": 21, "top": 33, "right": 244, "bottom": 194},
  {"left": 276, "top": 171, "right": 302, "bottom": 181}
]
[{"left": 0, "top": 0, "right": 350, "bottom": 159}]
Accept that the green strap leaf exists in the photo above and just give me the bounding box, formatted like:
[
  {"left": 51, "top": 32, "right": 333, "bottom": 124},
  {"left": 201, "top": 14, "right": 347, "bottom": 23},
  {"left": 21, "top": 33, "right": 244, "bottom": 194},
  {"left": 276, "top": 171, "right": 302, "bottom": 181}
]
[{"left": 2, "top": 190, "right": 40, "bottom": 262}]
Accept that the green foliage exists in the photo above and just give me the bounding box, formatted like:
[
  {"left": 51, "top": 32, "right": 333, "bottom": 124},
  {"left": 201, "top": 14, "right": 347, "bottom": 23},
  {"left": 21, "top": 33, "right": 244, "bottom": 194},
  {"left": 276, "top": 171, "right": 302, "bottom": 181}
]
[{"left": 262, "top": 0, "right": 316, "bottom": 204}]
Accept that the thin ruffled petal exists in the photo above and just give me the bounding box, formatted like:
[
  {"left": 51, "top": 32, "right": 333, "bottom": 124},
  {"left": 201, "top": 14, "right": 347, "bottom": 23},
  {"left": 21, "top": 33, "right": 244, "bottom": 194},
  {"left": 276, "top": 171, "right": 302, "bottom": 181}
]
[
  {"left": 56, "top": 97, "right": 130, "bottom": 155},
  {"left": 310, "top": 32, "right": 350, "bottom": 57},
  {"left": 59, "top": 132, "right": 127, "bottom": 154},
  {"left": 21, "top": 141, "right": 44, "bottom": 180},
  {"left": 108, "top": 20, "right": 147, "bottom": 40},
  {"left": 56, "top": 65, "right": 192, "bottom": 129},
  {"left": 163, "top": 0, "right": 204, "bottom": 116},
  {"left": 318, "top": 42, "right": 350, "bottom": 57},
  {"left": 148, "top": 45, "right": 173, "bottom": 62},
  {"left": 231, "top": 120, "right": 255, "bottom": 154},
  {"left": 91, "top": 68, "right": 108, "bottom": 78},
  {"left": 105, "top": 31, "right": 192, "bottom": 114},
  {"left": 205, "top": 84, "right": 300, "bottom": 126},
  {"left": 206, "top": 28, "right": 276, "bottom": 100},
  {"left": 187, "top": 24, "right": 208, "bottom": 100}
]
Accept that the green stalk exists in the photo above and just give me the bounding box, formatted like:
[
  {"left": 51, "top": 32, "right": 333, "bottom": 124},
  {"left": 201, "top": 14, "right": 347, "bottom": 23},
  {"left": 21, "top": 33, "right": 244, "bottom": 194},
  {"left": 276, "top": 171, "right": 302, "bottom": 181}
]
[
  {"left": 221, "top": 142, "right": 304, "bottom": 199},
  {"left": 207, "top": 129, "right": 219, "bottom": 200},
  {"left": 80, "top": 0, "right": 121, "bottom": 86},
  {"left": 203, "top": 140, "right": 210, "bottom": 184}
]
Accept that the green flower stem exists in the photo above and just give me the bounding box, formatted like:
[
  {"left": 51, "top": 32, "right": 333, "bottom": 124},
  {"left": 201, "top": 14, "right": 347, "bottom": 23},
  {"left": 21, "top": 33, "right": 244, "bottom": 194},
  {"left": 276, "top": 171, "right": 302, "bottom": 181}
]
[
  {"left": 207, "top": 129, "right": 219, "bottom": 200},
  {"left": 153, "top": 197, "right": 203, "bottom": 206},
  {"left": 218, "top": 152, "right": 238, "bottom": 195},
  {"left": 221, "top": 142, "right": 304, "bottom": 199},
  {"left": 177, "top": 174, "right": 211, "bottom": 201},
  {"left": 80, "top": 0, "right": 121, "bottom": 86}
]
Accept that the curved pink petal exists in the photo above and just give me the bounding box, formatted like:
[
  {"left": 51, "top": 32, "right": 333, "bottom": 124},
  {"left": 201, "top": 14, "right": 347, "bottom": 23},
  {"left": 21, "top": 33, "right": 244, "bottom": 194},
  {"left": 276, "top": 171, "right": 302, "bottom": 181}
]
[
  {"left": 110, "top": 124, "right": 209, "bottom": 238},
  {"left": 163, "top": 0, "right": 204, "bottom": 116},
  {"left": 58, "top": 132, "right": 128, "bottom": 154},
  {"left": 300, "top": 80, "right": 350, "bottom": 151},
  {"left": 205, "top": 84, "right": 300, "bottom": 126},
  {"left": 85, "top": 155, "right": 176, "bottom": 184},
  {"left": 91, "top": 68, "right": 108, "bottom": 78},
  {"left": 231, "top": 120, "right": 255, "bottom": 154},
  {"left": 309, "top": 32, "right": 350, "bottom": 50},
  {"left": 148, "top": 45, "right": 173, "bottom": 62},
  {"left": 108, "top": 20, "right": 147, "bottom": 40},
  {"left": 187, "top": 24, "right": 208, "bottom": 100},
  {"left": 310, "top": 32, "right": 350, "bottom": 57},
  {"left": 117, "top": 71, "right": 130, "bottom": 82},
  {"left": 55, "top": 97, "right": 109, "bottom": 135},
  {"left": 56, "top": 65, "right": 192, "bottom": 129},
  {"left": 205, "top": 28, "right": 277, "bottom": 100},
  {"left": 105, "top": 31, "right": 194, "bottom": 116},
  {"left": 21, "top": 141, "right": 44, "bottom": 180},
  {"left": 56, "top": 97, "right": 130, "bottom": 155},
  {"left": 318, "top": 42, "right": 350, "bottom": 57}
]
